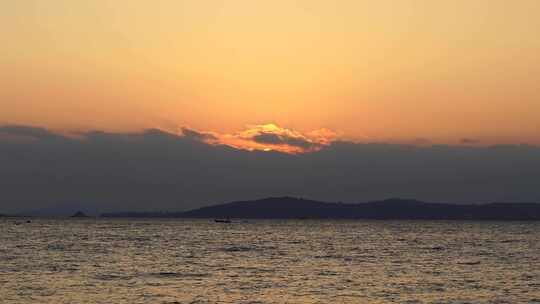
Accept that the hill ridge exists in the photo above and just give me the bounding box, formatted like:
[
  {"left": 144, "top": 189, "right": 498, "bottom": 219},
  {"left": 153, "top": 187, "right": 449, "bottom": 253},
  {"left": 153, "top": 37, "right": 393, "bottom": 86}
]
[{"left": 101, "top": 197, "right": 540, "bottom": 220}]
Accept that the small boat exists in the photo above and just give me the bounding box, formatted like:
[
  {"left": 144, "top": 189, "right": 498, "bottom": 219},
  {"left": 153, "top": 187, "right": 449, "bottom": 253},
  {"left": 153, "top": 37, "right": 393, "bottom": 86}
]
[{"left": 214, "top": 219, "right": 232, "bottom": 223}]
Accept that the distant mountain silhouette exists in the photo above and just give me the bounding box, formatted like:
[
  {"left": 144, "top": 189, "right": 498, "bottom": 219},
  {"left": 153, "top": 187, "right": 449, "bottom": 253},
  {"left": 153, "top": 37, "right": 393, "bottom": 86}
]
[{"left": 102, "top": 197, "right": 540, "bottom": 220}]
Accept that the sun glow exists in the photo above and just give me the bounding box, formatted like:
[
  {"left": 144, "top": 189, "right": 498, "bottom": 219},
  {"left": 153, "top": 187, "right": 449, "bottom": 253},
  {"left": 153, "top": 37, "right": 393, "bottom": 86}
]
[{"left": 182, "top": 123, "right": 337, "bottom": 154}]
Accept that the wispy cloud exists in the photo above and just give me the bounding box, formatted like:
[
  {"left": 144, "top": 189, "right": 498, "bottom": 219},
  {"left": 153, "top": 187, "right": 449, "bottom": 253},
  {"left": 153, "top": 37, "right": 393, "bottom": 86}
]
[
  {"left": 461, "top": 138, "right": 481, "bottom": 145},
  {"left": 181, "top": 127, "right": 218, "bottom": 142}
]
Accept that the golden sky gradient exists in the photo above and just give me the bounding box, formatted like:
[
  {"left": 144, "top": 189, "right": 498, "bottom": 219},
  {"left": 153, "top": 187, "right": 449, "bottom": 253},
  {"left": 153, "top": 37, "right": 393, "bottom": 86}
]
[{"left": 2, "top": 0, "right": 540, "bottom": 145}]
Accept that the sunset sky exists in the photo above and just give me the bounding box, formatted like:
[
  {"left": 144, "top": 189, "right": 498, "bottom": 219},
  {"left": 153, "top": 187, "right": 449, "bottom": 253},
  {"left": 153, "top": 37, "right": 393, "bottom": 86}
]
[
  {"left": 2, "top": 1, "right": 540, "bottom": 212},
  {"left": 2, "top": 0, "right": 540, "bottom": 148}
]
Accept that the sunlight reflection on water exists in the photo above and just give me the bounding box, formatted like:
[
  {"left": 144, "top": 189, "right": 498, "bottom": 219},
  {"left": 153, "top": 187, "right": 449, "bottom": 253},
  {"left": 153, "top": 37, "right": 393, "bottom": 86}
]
[{"left": 1, "top": 219, "right": 539, "bottom": 303}]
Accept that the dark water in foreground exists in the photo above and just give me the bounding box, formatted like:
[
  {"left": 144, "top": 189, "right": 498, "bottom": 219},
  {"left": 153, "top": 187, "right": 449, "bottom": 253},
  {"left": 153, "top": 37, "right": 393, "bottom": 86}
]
[{"left": 1, "top": 219, "right": 539, "bottom": 304}]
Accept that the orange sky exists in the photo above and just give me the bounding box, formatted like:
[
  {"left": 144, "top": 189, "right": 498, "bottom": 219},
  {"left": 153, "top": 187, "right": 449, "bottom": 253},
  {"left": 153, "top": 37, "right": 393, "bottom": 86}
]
[{"left": 1, "top": 0, "right": 540, "bottom": 145}]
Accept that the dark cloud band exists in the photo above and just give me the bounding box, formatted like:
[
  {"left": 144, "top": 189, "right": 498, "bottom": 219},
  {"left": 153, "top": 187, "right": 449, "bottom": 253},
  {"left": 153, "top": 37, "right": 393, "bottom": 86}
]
[{"left": 1, "top": 124, "right": 539, "bottom": 214}]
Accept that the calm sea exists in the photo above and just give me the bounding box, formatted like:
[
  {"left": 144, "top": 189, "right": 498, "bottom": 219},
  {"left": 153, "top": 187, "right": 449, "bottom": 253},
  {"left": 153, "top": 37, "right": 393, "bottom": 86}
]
[{"left": 1, "top": 218, "right": 539, "bottom": 303}]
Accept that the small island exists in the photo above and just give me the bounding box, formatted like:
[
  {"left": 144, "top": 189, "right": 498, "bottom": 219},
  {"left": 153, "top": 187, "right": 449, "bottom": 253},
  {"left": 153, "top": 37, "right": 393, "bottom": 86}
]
[{"left": 71, "top": 211, "right": 89, "bottom": 218}]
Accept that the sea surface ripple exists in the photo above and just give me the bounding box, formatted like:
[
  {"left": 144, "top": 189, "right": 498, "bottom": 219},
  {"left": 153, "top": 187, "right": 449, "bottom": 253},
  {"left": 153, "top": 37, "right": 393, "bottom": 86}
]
[{"left": 1, "top": 219, "right": 539, "bottom": 303}]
